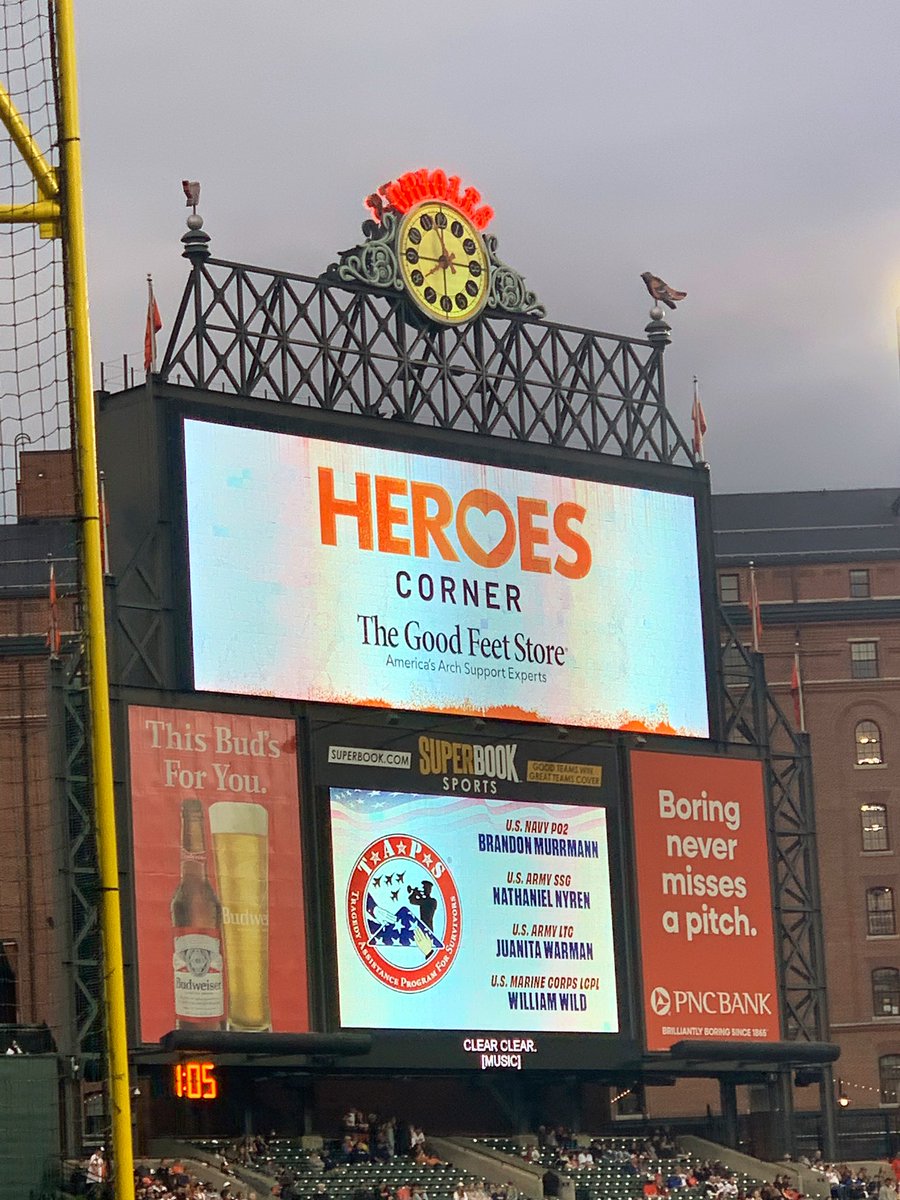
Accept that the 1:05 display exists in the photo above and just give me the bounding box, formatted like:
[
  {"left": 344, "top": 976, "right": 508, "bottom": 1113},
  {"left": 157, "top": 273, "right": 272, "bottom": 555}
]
[{"left": 173, "top": 1060, "right": 218, "bottom": 1100}]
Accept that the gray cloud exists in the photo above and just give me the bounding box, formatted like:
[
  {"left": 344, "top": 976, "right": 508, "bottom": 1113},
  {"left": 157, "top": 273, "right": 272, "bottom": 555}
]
[{"left": 78, "top": 0, "right": 900, "bottom": 490}]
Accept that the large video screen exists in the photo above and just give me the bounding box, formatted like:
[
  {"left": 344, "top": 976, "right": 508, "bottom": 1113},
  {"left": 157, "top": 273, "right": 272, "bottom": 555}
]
[
  {"left": 184, "top": 419, "right": 709, "bottom": 736},
  {"left": 128, "top": 705, "right": 309, "bottom": 1043},
  {"left": 630, "top": 751, "right": 780, "bottom": 1051},
  {"left": 329, "top": 788, "right": 618, "bottom": 1033}
]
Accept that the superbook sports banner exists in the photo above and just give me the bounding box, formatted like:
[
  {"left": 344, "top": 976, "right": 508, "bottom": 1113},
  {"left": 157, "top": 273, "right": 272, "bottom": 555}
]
[
  {"left": 329, "top": 788, "right": 618, "bottom": 1033},
  {"left": 184, "top": 420, "right": 709, "bottom": 735}
]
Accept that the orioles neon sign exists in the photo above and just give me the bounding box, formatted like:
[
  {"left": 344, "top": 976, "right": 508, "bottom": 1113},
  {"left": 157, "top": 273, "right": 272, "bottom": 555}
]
[{"left": 365, "top": 169, "right": 494, "bottom": 231}]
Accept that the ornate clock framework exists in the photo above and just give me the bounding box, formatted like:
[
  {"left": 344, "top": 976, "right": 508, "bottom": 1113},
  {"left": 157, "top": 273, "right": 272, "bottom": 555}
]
[{"left": 328, "top": 198, "right": 545, "bottom": 322}]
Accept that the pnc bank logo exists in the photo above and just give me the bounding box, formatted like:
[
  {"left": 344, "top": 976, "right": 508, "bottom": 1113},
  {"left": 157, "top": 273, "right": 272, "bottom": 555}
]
[
  {"left": 650, "top": 988, "right": 773, "bottom": 1017},
  {"left": 317, "top": 466, "right": 591, "bottom": 579},
  {"left": 650, "top": 987, "right": 672, "bottom": 1016}
]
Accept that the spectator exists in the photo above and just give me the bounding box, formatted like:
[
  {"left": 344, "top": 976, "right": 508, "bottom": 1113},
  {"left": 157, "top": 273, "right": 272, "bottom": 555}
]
[
  {"left": 87, "top": 1147, "right": 106, "bottom": 1195},
  {"left": 543, "top": 1171, "right": 561, "bottom": 1199}
]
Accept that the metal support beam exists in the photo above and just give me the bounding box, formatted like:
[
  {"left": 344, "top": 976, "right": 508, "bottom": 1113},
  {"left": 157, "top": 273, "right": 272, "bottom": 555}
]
[
  {"left": 0, "top": 80, "right": 60, "bottom": 199},
  {"left": 54, "top": 1, "right": 134, "bottom": 1193},
  {"left": 718, "top": 1078, "right": 738, "bottom": 1149}
]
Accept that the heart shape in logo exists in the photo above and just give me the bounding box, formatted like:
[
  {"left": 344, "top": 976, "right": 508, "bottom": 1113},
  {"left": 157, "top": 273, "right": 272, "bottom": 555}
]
[{"left": 456, "top": 490, "right": 516, "bottom": 569}]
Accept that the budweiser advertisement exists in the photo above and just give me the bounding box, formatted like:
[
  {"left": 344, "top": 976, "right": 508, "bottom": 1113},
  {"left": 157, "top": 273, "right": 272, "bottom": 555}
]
[
  {"left": 128, "top": 705, "right": 309, "bottom": 1043},
  {"left": 629, "top": 751, "right": 780, "bottom": 1051},
  {"left": 184, "top": 419, "right": 709, "bottom": 736}
]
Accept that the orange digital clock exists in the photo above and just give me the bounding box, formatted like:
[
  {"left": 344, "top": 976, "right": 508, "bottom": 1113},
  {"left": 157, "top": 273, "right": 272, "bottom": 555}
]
[{"left": 173, "top": 1060, "right": 218, "bottom": 1101}]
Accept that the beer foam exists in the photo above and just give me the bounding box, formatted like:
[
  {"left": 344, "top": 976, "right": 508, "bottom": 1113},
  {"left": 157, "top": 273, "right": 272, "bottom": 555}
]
[{"left": 209, "top": 801, "right": 268, "bottom": 836}]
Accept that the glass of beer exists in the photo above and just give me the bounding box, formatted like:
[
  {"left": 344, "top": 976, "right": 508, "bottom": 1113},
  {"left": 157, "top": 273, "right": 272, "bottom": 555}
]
[{"left": 209, "top": 801, "right": 271, "bottom": 1032}]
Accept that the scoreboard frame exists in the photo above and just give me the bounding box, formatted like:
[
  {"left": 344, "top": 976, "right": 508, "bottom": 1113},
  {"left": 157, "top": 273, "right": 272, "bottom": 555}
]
[{"left": 100, "top": 380, "right": 769, "bottom": 1074}]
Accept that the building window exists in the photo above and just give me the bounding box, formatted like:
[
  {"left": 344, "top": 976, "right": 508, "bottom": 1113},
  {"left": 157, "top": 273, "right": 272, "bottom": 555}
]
[
  {"left": 873, "top": 969, "right": 900, "bottom": 1017},
  {"left": 0, "top": 942, "right": 16, "bottom": 1025},
  {"left": 868, "top": 887, "right": 897, "bottom": 936},
  {"left": 850, "top": 569, "right": 871, "bottom": 598},
  {"left": 880, "top": 1054, "right": 900, "bottom": 1104},
  {"left": 856, "top": 720, "right": 884, "bottom": 765},
  {"left": 851, "top": 641, "right": 879, "bottom": 679},
  {"left": 719, "top": 573, "right": 740, "bottom": 604},
  {"left": 862, "top": 805, "right": 890, "bottom": 852}
]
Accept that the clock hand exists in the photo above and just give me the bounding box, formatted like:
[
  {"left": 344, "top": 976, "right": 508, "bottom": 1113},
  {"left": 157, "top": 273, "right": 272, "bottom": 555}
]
[
  {"left": 436, "top": 217, "right": 459, "bottom": 274},
  {"left": 435, "top": 215, "right": 449, "bottom": 259}
]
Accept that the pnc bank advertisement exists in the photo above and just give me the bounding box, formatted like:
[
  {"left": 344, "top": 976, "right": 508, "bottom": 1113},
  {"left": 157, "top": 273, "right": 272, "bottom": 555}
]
[
  {"left": 127, "top": 705, "right": 309, "bottom": 1043},
  {"left": 184, "top": 419, "right": 709, "bottom": 735},
  {"left": 630, "top": 751, "right": 780, "bottom": 1052}
]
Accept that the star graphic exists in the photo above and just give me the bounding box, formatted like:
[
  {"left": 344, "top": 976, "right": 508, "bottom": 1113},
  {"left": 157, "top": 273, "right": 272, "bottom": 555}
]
[
  {"left": 396, "top": 841, "right": 408, "bottom": 855},
  {"left": 423, "top": 853, "right": 433, "bottom": 866},
  {"left": 370, "top": 850, "right": 381, "bottom": 864}
]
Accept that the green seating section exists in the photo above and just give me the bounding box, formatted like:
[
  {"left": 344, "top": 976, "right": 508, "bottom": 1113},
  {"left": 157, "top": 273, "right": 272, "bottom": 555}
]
[
  {"left": 189, "top": 1138, "right": 460, "bottom": 1199},
  {"left": 471, "top": 1138, "right": 768, "bottom": 1200},
  {"left": 187, "top": 1135, "right": 770, "bottom": 1200}
]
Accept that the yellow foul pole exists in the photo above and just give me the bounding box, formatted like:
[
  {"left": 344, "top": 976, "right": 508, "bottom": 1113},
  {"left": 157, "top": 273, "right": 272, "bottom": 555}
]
[{"left": 54, "top": 2, "right": 135, "bottom": 1195}]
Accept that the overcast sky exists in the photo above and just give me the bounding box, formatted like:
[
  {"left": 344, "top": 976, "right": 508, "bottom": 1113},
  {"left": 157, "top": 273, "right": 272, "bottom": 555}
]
[{"left": 76, "top": 1, "right": 900, "bottom": 495}]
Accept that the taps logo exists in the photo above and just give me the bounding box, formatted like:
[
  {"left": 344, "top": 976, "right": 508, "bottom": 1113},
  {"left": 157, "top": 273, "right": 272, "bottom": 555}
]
[
  {"left": 650, "top": 987, "right": 672, "bottom": 1016},
  {"left": 346, "top": 834, "right": 461, "bottom": 992}
]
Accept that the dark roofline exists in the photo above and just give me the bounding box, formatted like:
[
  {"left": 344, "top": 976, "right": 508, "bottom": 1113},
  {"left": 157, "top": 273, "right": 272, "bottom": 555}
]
[{"left": 712, "top": 487, "right": 900, "bottom": 564}]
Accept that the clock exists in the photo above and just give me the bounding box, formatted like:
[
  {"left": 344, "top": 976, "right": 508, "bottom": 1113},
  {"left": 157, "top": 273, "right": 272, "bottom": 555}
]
[
  {"left": 398, "top": 200, "right": 489, "bottom": 325},
  {"left": 172, "top": 1060, "right": 218, "bottom": 1100}
]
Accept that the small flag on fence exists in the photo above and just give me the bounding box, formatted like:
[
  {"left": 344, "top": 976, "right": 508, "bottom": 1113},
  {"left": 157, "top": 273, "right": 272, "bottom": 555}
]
[
  {"left": 791, "top": 646, "right": 806, "bottom": 732},
  {"left": 691, "top": 376, "right": 707, "bottom": 458},
  {"left": 46, "top": 559, "right": 60, "bottom": 657},
  {"left": 144, "top": 275, "right": 162, "bottom": 373},
  {"left": 749, "top": 562, "right": 763, "bottom": 652}
]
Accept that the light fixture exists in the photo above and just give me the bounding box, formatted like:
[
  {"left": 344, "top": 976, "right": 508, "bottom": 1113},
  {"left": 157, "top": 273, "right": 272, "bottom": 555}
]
[{"left": 838, "top": 1078, "right": 850, "bottom": 1107}]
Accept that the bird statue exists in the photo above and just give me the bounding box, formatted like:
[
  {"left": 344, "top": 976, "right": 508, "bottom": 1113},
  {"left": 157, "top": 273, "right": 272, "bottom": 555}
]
[
  {"left": 641, "top": 272, "right": 687, "bottom": 310},
  {"left": 182, "top": 180, "right": 201, "bottom": 211}
]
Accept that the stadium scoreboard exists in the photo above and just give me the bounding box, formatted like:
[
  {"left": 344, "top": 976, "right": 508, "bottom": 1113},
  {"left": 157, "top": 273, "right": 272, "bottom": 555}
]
[{"left": 104, "top": 385, "right": 780, "bottom": 1072}]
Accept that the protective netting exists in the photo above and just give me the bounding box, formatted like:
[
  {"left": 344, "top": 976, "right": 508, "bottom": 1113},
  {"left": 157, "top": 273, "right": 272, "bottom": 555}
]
[
  {"left": 0, "top": 0, "right": 102, "bottom": 1170},
  {"left": 0, "top": 0, "right": 68, "bottom": 525}
]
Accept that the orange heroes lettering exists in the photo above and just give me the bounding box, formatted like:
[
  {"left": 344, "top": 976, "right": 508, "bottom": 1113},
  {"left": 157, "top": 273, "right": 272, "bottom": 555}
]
[{"left": 317, "top": 468, "right": 591, "bottom": 579}]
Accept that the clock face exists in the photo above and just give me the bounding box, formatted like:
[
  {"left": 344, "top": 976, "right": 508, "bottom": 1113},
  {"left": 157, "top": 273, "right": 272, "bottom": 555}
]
[{"left": 398, "top": 201, "right": 489, "bottom": 325}]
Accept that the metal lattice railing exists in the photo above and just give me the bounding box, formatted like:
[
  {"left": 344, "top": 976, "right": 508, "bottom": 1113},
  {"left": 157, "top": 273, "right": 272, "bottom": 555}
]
[
  {"left": 719, "top": 607, "right": 829, "bottom": 1047},
  {"left": 160, "top": 250, "right": 696, "bottom": 467}
]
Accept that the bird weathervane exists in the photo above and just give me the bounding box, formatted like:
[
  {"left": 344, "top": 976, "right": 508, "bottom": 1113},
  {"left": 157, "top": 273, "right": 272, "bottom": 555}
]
[{"left": 641, "top": 272, "right": 687, "bottom": 312}]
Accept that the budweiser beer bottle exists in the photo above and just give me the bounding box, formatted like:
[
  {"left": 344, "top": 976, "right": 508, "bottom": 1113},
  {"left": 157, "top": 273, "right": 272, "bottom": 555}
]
[{"left": 171, "top": 798, "right": 225, "bottom": 1029}]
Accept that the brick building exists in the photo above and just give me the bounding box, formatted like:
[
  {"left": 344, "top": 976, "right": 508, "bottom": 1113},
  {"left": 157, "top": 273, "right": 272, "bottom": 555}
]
[
  {"left": 0, "top": 449, "right": 77, "bottom": 1047},
  {"left": 715, "top": 488, "right": 900, "bottom": 1115}
]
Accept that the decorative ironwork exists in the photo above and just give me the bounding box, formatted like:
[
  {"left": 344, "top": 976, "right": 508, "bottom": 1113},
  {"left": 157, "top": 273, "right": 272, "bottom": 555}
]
[
  {"left": 330, "top": 212, "right": 404, "bottom": 292},
  {"left": 327, "top": 212, "right": 545, "bottom": 321},
  {"left": 484, "top": 233, "right": 544, "bottom": 318},
  {"left": 161, "top": 251, "right": 694, "bottom": 466}
]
